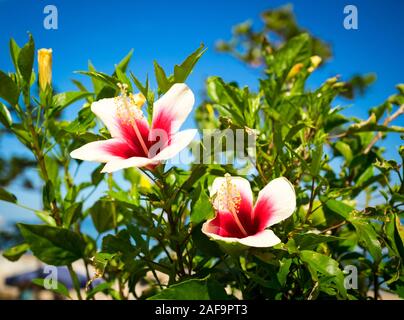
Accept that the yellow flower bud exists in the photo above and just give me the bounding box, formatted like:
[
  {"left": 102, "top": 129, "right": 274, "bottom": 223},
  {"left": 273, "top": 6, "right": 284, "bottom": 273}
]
[
  {"left": 308, "top": 55, "right": 322, "bottom": 73},
  {"left": 287, "top": 63, "right": 304, "bottom": 80},
  {"left": 131, "top": 92, "right": 146, "bottom": 109},
  {"left": 205, "top": 103, "right": 214, "bottom": 117},
  {"left": 38, "top": 48, "right": 52, "bottom": 91}
]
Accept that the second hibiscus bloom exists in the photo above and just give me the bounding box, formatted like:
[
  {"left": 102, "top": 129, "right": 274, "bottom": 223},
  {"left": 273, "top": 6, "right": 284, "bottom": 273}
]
[
  {"left": 70, "top": 83, "right": 197, "bottom": 172},
  {"left": 202, "top": 174, "right": 296, "bottom": 248}
]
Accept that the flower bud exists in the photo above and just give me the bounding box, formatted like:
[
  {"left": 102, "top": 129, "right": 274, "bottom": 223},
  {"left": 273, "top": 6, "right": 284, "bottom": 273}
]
[
  {"left": 38, "top": 48, "right": 52, "bottom": 91},
  {"left": 308, "top": 55, "right": 322, "bottom": 73},
  {"left": 287, "top": 63, "right": 304, "bottom": 80}
]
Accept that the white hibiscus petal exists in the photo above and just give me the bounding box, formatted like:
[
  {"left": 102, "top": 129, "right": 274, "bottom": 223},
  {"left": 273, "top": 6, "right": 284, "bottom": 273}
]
[
  {"left": 152, "top": 83, "right": 195, "bottom": 134},
  {"left": 70, "top": 139, "right": 123, "bottom": 163},
  {"left": 202, "top": 220, "right": 281, "bottom": 248},
  {"left": 237, "top": 229, "right": 281, "bottom": 248},
  {"left": 101, "top": 156, "right": 155, "bottom": 173},
  {"left": 254, "top": 177, "right": 296, "bottom": 227},
  {"left": 91, "top": 98, "right": 121, "bottom": 138},
  {"left": 150, "top": 129, "right": 197, "bottom": 161}
]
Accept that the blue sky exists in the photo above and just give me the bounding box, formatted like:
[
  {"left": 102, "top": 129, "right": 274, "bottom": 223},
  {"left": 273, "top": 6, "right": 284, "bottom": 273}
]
[{"left": 0, "top": 0, "right": 403, "bottom": 228}]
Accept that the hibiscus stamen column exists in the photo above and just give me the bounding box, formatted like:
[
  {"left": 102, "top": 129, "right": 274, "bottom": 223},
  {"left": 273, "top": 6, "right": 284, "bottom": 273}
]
[
  {"left": 214, "top": 173, "right": 248, "bottom": 237},
  {"left": 116, "top": 83, "right": 149, "bottom": 156}
]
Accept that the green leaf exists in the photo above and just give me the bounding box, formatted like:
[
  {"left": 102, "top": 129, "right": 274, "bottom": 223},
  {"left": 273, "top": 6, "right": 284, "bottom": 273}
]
[
  {"left": 269, "top": 33, "right": 310, "bottom": 78},
  {"left": 351, "top": 218, "right": 382, "bottom": 262},
  {"left": 335, "top": 141, "right": 353, "bottom": 164},
  {"left": 174, "top": 44, "right": 206, "bottom": 83},
  {"left": 153, "top": 61, "right": 171, "bottom": 93},
  {"left": 115, "top": 65, "right": 132, "bottom": 89},
  {"left": 0, "top": 70, "right": 19, "bottom": 105},
  {"left": 63, "top": 203, "right": 82, "bottom": 228},
  {"left": 9, "top": 38, "right": 21, "bottom": 72},
  {"left": 0, "top": 187, "right": 17, "bottom": 203},
  {"left": 181, "top": 164, "right": 207, "bottom": 191},
  {"left": 310, "top": 142, "right": 323, "bottom": 176},
  {"left": 293, "top": 233, "right": 342, "bottom": 250},
  {"left": 51, "top": 92, "right": 92, "bottom": 115},
  {"left": 87, "top": 61, "right": 102, "bottom": 93},
  {"left": 86, "top": 282, "right": 111, "bottom": 300},
  {"left": 127, "top": 224, "right": 148, "bottom": 253},
  {"left": 114, "top": 49, "right": 134, "bottom": 74},
  {"left": 323, "top": 199, "right": 354, "bottom": 219},
  {"left": 92, "top": 252, "right": 116, "bottom": 277},
  {"left": 35, "top": 210, "right": 57, "bottom": 226},
  {"left": 32, "top": 278, "right": 71, "bottom": 299},
  {"left": 17, "top": 34, "right": 35, "bottom": 84},
  {"left": 18, "top": 224, "right": 85, "bottom": 265},
  {"left": 277, "top": 258, "right": 292, "bottom": 287},
  {"left": 191, "top": 185, "right": 214, "bottom": 224},
  {"left": 385, "top": 214, "right": 404, "bottom": 259},
  {"left": 148, "top": 278, "right": 211, "bottom": 300},
  {"left": 76, "top": 70, "right": 118, "bottom": 89},
  {"left": 0, "top": 102, "right": 12, "bottom": 127},
  {"left": 300, "top": 250, "right": 347, "bottom": 297},
  {"left": 356, "top": 166, "right": 374, "bottom": 186},
  {"left": 2, "top": 243, "right": 29, "bottom": 262},
  {"left": 285, "top": 122, "right": 308, "bottom": 141},
  {"left": 90, "top": 200, "right": 116, "bottom": 233}
]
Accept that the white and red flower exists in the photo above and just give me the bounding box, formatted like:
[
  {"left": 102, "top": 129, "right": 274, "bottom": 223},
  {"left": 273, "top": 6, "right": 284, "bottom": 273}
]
[
  {"left": 70, "top": 83, "right": 197, "bottom": 173},
  {"left": 202, "top": 175, "right": 296, "bottom": 248}
]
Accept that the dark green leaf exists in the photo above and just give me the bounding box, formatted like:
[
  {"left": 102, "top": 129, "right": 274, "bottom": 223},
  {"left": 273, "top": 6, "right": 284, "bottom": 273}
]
[
  {"left": 17, "top": 34, "right": 35, "bottom": 84},
  {"left": 90, "top": 200, "right": 116, "bottom": 233},
  {"left": 0, "top": 187, "right": 17, "bottom": 203},
  {"left": 300, "top": 250, "right": 347, "bottom": 297},
  {"left": 293, "top": 233, "right": 342, "bottom": 250},
  {"left": 0, "top": 71, "right": 19, "bottom": 105},
  {"left": 351, "top": 218, "right": 382, "bottom": 262},
  {"left": 148, "top": 278, "right": 210, "bottom": 300},
  {"left": 18, "top": 224, "right": 85, "bottom": 265}
]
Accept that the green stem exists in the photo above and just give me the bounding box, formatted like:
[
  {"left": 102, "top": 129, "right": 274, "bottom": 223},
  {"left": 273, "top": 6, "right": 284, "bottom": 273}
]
[
  {"left": 68, "top": 264, "right": 83, "bottom": 300},
  {"left": 108, "top": 173, "right": 117, "bottom": 231}
]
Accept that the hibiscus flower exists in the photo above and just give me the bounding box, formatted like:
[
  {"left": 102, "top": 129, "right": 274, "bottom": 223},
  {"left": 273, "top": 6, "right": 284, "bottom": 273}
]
[
  {"left": 202, "top": 174, "right": 296, "bottom": 248},
  {"left": 70, "top": 83, "right": 197, "bottom": 173}
]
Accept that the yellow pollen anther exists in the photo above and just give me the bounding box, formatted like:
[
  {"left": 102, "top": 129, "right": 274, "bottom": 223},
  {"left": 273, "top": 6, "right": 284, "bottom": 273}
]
[
  {"left": 115, "top": 83, "right": 149, "bottom": 156},
  {"left": 212, "top": 173, "right": 248, "bottom": 237},
  {"left": 115, "top": 83, "right": 145, "bottom": 125}
]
